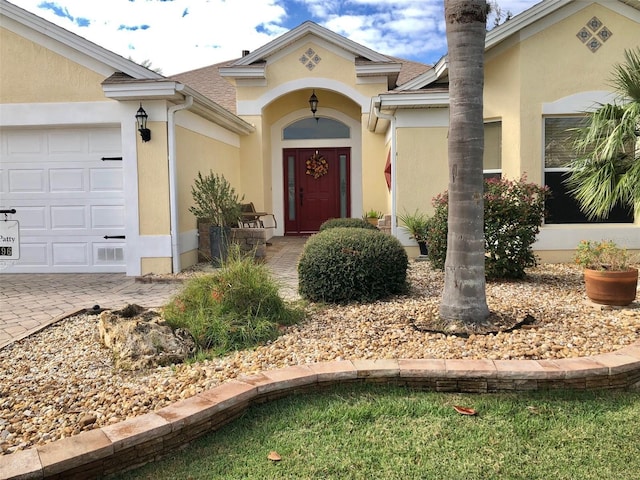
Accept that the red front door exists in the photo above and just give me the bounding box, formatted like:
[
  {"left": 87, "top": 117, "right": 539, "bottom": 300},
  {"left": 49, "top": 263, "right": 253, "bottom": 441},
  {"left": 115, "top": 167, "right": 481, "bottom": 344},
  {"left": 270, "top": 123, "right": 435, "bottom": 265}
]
[{"left": 283, "top": 148, "right": 350, "bottom": 234}]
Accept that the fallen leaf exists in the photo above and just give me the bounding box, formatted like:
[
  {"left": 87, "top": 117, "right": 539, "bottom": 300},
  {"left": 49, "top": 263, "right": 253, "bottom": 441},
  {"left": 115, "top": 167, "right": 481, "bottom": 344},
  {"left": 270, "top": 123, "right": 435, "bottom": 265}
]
[
  {"left": 527, "top": 405, "right": 541, "bottom": 415},
  {"left": 453, "top": 405, "right": 477, "bottom": 416},
  {"left": 267, "top": 451, "right": 282, "bottom": 462}
]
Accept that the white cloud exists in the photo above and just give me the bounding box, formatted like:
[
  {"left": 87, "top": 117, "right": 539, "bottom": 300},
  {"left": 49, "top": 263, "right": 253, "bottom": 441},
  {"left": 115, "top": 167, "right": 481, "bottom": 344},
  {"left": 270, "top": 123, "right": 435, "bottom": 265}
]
[{"left": 8, "top": 0, "right": 539, "bottom": 74}]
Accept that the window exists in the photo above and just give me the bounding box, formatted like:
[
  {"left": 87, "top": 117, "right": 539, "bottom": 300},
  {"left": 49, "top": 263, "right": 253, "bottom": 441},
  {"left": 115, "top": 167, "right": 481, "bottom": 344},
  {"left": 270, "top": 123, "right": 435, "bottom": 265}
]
[
  {"left": 543, "top": 117, "right": 633, "bottom": 224},
  {"left": 483, "top": 121, "right": 502, "bottom": 180},
  {"left": 283, "top": 117, "right": 350, "bottom": 140}
]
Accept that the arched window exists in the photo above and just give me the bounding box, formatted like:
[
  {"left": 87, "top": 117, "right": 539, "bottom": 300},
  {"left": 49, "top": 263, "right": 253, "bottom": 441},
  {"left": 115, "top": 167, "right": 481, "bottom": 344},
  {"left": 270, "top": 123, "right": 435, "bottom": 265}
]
[{"left": 283, "top": 117, "right": 350, "bottom": 140}]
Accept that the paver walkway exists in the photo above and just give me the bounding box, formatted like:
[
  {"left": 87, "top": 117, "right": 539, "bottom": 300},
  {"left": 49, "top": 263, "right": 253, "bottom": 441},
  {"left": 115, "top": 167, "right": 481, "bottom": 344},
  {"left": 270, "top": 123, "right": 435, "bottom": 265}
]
[{"left": 0, "top": 236, "right": 305, "bottom": 349}]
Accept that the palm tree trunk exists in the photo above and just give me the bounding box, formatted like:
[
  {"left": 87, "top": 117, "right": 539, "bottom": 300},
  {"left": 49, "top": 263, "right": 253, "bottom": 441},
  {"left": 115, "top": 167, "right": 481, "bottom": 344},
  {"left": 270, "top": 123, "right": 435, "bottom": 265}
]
[{"left": 440, "top": 0, "right": 490, "bottom": 323}]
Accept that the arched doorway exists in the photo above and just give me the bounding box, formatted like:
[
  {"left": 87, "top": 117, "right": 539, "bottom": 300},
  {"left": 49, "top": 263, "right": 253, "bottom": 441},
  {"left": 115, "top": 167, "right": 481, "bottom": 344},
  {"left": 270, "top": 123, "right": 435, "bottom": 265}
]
[{"left": 281, "top": 116, "right": 351, "bottom": 234}]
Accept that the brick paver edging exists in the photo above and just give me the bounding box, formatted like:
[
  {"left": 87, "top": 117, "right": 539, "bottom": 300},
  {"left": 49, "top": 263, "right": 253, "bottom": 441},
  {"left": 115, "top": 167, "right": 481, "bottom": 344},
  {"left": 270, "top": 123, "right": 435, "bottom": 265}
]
[{"left": 3, "top": 344, "right": 640, "bottom": 480}]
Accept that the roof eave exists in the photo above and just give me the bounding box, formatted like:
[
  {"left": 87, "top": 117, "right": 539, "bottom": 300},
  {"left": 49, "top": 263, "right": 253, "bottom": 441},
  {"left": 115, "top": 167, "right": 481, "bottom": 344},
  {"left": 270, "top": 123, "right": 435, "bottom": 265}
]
[{"left": 102, "top": 80, "right": 255, "bottom": 135}]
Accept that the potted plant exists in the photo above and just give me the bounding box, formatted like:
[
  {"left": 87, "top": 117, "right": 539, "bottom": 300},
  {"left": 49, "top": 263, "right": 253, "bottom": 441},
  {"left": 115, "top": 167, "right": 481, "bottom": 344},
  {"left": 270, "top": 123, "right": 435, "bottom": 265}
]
[
  {"left": 189, "top": 170, "right": 242, "bottom": 266},
  {"left": 574, "top": 240, "right": 638, "bottom": 306},
  {"left": 363, "top": 209, "right": 383, "bottom": 227},
  {"left": 397, "top": 209, "right": 430, "bottom": 256}
]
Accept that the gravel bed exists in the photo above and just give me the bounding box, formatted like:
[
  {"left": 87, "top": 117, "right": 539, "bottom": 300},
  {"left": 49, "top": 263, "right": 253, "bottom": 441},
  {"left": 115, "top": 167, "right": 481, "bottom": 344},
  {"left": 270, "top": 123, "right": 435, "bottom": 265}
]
[{"left": 1, "top": 262, "right": 639, "bottom": 455}]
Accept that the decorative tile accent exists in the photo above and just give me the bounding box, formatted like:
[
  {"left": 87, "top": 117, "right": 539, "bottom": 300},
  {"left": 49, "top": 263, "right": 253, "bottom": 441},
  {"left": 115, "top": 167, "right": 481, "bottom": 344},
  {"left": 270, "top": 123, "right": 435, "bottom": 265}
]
[
  {"left": 587, "top": 37, "right": 602, "bottom": 52},
  {"left": 576, "top": 27, "right": 591, "bottom": 43},
  {"left": 587, "top": 16, "right": 602, "bottom": 32},
  {"left": 597, "top": 27, "right": 612, "bottom": 42},
  {"left": 576, "top": 16, "right": 612, "bottom": 53},
  {"left": 300, "top": 48, "right": 321, "bottom": 70}
]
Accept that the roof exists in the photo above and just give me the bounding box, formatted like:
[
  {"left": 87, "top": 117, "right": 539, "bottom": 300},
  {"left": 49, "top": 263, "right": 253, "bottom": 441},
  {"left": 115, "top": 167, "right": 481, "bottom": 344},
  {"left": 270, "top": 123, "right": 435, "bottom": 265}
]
[{"left": 171, "top": 61, "right": 238, "bottom": 114}]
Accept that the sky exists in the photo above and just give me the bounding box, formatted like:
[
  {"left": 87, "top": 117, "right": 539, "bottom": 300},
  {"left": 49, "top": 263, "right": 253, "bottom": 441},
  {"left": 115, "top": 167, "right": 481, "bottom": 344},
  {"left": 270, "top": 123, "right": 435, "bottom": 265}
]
[{"left": 8, "top": 0, "right": 540, "bottom": 76}]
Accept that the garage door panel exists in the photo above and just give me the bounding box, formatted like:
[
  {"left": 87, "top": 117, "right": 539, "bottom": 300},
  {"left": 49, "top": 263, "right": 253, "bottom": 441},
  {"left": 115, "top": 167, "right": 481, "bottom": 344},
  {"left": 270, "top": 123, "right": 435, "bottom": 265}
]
[
  {"left": 50, "top": 168, "right": 85, "bottom": 192},
  {"left": 48, "top": 131, "right": 88, "bottom": 155},
  {"left": 14, "top": 206, "right": 47, "bottom": 230},
  {"left": 6, "top": 131, "right": 45, "bottom": 155},
  {"left": 51, "top": 205, "right": 87, "bottom": 229},
  {"left": 90, "top": 168, "right": 123, "bottom": 192},
  {"left": 89, "top": 129, "right": 121, "bottom": 153},
  {"left": 52, "top": 242, "right": 90, "bottom": 266},
  {"left": 15, "top": 242, "right": 48, "bottom": 266},
  {"left": 1, "top": 127, "right": 125, "bottom": 273},
  {"left": 91, "top": 205, "right": 124, "bottom": 229},
  {"left": 9, "top": 169, "right": 46, "bottom": 193}
]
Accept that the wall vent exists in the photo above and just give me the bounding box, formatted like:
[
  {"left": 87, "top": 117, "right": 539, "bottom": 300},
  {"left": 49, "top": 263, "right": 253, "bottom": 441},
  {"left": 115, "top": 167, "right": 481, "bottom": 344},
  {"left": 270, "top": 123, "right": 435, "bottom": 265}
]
[{"left": 97, "top": 247, "right": 124, "bottom": 263}]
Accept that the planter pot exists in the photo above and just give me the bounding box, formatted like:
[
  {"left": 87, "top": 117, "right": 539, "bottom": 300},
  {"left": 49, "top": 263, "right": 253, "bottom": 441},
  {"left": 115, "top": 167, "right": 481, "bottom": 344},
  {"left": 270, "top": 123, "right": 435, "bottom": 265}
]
[
  {"left": 366, "top": 218, "right": 379, "bottom": 227},
  {"left": 209, "top": 225, "right": 231, "bottom": 267},
  {"left": 583, "top": 267, "right": 638, "bottom": 306},
  {"left": 418, "top": 240, "right": 428, "bottom": 256}
]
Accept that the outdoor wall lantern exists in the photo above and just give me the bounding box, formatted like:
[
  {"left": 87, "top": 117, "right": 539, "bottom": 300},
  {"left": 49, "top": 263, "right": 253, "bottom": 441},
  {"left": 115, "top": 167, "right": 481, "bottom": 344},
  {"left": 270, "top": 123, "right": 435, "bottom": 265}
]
[
  {"left": 309, "top": 90, "right": 319, "bottom": 121},
  {"left": 135, "top": 103, "right": 151, "bottom": 142}
]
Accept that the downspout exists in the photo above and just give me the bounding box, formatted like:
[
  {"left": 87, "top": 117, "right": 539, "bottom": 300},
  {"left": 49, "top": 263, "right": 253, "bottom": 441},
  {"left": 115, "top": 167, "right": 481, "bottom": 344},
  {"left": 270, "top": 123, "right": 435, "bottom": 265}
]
[
  {"left": 168, "top": 94, "right": 193, "bottom": 273},
  {"left": 373, "top": 105, "right": 397, "bottom": 236}
]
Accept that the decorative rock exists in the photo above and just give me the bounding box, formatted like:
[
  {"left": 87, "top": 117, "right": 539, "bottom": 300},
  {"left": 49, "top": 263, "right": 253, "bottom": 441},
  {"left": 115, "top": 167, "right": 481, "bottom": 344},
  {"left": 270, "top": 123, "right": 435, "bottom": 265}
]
[
  {"left": 0, "top": 263, "right": 638, "bottom": 456},
  {"left": 98, "top": 304, "right": 196, "bottom": 370},
  {"left": 78, "top": 414, "right": 97, "bottom": 427}
]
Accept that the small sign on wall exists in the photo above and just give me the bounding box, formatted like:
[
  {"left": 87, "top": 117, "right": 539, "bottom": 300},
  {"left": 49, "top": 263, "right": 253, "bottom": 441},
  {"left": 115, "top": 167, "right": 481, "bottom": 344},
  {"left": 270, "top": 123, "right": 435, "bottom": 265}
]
[{"left": 0, "top": 220, "right": 20, "bottom": 261}]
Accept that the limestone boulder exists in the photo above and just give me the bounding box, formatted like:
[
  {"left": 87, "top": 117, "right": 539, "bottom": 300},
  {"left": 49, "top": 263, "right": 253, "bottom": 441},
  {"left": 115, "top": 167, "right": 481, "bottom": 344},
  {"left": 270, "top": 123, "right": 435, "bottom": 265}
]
[{"left": 99, "top": 304, "right": 195, "bottom": 370}]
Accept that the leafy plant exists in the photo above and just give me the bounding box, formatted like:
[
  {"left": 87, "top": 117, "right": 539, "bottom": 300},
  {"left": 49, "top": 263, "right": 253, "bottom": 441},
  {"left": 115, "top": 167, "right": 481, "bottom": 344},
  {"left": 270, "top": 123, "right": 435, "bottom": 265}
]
[
  {"left": 318, "top": 218, "right": 379, "bottom": 231},
  {"left": 565, "top": 47, "right": 640, "bottom": 220},
  {"left": 364, "top": 209, "right": 383, "bottom": 219},
  {"left": 397, "top": 209, "right": 430, "bottom": 242},
  {"left": 298, "top": 227, "right": 408, "bottom": 303},
  {"left": 427, "top": 176, "right": 549, "bottom": 279},
  {"left": 573, "top": 240, "right": 633, "bottom": 271},
  {"left": 189, "top": 170, "right": 243, "bottom": 227},
  {"left": 164, "top": 246, "right": 303, "bottom": 355}
]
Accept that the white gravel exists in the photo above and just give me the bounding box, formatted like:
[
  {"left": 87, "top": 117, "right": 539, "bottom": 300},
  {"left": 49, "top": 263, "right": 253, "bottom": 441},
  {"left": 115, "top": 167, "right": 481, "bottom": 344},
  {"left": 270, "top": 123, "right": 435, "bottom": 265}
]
[{"left": 1, "top": 262, "right": 638, "bottom": 455}]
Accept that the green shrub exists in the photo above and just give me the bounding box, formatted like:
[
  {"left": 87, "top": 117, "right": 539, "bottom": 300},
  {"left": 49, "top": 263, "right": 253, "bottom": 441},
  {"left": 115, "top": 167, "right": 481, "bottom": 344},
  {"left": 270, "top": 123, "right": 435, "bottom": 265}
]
[
  {"left": 319, "top": 218, "right": 380, "bottom": 232},
  {"left": 426, "top": 176, "right": 548, "bottom": 279},
  {"left": 164, "top": 247, "right": 303, "bottom": 355},
  {"left": 298, "top": 228, "right": 408, "bottom": 303}
]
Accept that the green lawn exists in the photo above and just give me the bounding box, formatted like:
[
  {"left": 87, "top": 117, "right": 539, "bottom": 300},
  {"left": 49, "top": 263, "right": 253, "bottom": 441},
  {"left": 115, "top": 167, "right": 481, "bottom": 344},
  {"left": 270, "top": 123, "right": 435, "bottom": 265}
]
[{"left": 119, "top": 384, "right": 640, "bottom": 480}]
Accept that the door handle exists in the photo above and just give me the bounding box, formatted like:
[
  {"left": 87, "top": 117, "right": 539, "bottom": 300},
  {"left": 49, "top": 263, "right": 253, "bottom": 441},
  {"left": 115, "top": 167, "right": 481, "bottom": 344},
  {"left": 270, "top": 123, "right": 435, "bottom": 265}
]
[{"left": 299, "top": 187, "right": 304, "bottom": 206}]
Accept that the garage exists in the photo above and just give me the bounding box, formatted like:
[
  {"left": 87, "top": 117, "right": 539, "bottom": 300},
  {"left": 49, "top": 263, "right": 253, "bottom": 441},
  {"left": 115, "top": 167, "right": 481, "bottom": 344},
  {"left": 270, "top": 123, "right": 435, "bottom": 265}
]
[{"left": 0, "top": 126, "right": 126, "bottom": 273}]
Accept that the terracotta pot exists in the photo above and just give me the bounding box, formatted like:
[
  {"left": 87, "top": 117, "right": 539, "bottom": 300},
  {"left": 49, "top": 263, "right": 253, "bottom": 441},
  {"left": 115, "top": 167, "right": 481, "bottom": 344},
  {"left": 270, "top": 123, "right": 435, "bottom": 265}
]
[{"left": 583, "top": 267, "right": 638, "bottom": 306}]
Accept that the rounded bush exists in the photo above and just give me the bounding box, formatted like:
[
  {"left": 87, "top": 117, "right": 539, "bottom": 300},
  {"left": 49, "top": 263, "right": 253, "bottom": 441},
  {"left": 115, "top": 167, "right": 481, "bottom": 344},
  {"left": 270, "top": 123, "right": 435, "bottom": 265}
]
[
  {"left": 298, "top": 228, "right": 408, "bottom": 303},
  {"left": 319, "top": 218, "right": 379, "bottom": 232}
]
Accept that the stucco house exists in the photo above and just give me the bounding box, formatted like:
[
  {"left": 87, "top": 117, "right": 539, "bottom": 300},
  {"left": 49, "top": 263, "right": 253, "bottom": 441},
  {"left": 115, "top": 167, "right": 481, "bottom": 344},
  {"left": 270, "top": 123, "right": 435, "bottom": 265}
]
[{"left": 1, "top": 0, "right": 639, "bottom": 275}]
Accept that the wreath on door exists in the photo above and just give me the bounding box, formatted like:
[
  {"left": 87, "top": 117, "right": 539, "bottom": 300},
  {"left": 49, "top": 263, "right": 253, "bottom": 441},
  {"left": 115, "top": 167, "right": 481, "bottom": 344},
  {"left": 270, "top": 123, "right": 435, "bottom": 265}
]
[{"left": 305, "top": 152, "right": 328, "bottom": 179}]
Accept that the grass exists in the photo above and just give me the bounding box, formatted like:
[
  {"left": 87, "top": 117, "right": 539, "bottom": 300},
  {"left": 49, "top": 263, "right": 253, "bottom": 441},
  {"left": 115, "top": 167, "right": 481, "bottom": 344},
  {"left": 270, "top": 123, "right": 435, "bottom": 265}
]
[
  {"left": 119, "top": 383, "right": 640, "bottom": 480},
  {"left": 164, "top": 246, "right": 304, "bottom": 357}
]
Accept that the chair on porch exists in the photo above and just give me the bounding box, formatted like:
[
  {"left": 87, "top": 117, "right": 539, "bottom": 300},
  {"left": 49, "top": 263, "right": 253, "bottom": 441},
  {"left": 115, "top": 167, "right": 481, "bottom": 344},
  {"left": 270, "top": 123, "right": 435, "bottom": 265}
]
[{"left": 239, "top": 202, "right": 277, "bottom": 229}]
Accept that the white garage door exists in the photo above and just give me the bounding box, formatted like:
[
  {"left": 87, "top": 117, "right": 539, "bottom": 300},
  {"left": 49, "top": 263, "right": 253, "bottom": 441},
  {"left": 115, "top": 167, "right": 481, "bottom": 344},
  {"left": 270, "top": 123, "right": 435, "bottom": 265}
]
[{"left": 0, "top": 127, "right": 125, "bottom": 273}]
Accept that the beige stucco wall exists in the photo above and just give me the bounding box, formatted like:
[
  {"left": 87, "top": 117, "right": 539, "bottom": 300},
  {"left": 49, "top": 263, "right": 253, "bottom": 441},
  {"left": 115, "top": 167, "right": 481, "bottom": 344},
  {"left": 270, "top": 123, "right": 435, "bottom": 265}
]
[
  {"left": 361, "top": 119, "right": 389, "bottom": 214},
  {"left": 484, "top": 3, "right": 640, "bottom": 184},
  {"left": 138, "top": 121, "right": 170, "bottom": 236},
  {"left": 0, "top": 27, "right": 109, "bottom": 103},
  {"left": 396, "top": 127, "right": 449, "bottom": 216},
  {"left": 175, "top": 126, "right": 242, "bottom": 232}
]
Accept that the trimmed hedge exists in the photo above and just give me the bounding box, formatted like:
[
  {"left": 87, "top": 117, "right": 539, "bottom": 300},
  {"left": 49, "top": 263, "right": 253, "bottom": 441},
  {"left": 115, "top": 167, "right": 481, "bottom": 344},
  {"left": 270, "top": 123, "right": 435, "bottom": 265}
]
[
  {"left": 319, "top": 218, "right": 379, "bottom": 231},
  {"left": 298, "top": 228, "right": 408, "bottom": 303}
]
